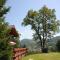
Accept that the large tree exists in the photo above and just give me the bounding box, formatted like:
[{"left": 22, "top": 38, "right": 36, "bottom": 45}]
[{"left": 22, "top": 6, "right": 59, "bottom": 52}]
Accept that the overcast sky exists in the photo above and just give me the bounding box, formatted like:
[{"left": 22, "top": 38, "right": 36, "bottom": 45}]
[{"left": 5, "top": 0, "right": 60, "bottom": 40}]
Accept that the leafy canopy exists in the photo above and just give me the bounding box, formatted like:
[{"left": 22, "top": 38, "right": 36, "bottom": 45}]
[{"left": 22, "top": 6, "right": 59, "bottom": 52}]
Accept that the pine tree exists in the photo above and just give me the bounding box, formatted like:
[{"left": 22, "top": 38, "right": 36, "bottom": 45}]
[
  {"left": 0, "top": 0, "right": 10, "bottom": 17},
  {"left": 0, "top": 0, "right": 12, "bottom": 60},
  {"left": 0, "top": 0, "right": 20, "bottom": 60}
]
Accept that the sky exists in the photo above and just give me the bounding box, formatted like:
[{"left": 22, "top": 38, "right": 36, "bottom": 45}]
[{"left": 5, "top": 0, "right": 60, "bottom": 40}]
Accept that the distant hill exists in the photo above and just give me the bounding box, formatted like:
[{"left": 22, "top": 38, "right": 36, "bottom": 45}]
[
  {"left": 48, "top": 36, "right": 60, "bottom": 46},
  {"left": 20, "top": 36, "right": 60, "bottom": 51},
  {"left": 20, "top": 39, "right": 36, "bottom": 51}
]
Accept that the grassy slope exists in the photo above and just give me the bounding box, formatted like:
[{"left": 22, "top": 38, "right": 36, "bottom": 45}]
[{"left": 22, "top": 53, "right": 60, "bottom": 60}]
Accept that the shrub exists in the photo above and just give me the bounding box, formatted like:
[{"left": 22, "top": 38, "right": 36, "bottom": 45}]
[
  {"left": 42, "top": 48, "right": 48, "bottom": 53},
  {"left": 56, "top": 40, "right": 60, "bottom": 52}
]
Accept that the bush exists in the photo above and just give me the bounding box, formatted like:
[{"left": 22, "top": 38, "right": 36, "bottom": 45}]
[
  {"left": 0, "top": 49, "right": 13, "bottom": 60},
  {"left": 56, "top": 40, "right": 60, "bottom": 52},
  {"left": 48, "top": 46, "right": 56, "bottom": 52},
  {"left": 42, "top": 48, "right": 48, "bottom": 53}
]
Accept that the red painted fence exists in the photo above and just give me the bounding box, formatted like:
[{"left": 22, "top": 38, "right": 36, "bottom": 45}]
[{"left": 13, "top": 48, "right": 28, "bottom": 60}]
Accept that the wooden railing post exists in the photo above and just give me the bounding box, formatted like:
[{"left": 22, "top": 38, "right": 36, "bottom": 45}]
[{"left": 13, "top": 48, "right": 28, "bottom": 60}]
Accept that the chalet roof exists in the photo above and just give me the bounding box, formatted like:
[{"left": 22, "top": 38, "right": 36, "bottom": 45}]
[{"left": 9, "top": 25, "right": 19, "bottom": 37}]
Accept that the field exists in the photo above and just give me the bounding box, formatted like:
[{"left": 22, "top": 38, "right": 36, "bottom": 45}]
[{"left": 22, "top": 53, "right": 60, "bottom": 60}]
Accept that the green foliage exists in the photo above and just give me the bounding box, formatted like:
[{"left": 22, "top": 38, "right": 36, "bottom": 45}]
[
  {"left": 14, "top": 37, "right": 20, "bottom": 48},
  {"left": 56, "top": 40, "right": 60, "bottom": 52},
  {"left": 47, "top": 36, "right": 60, "bottom": 52},
  {"left": 0, "top": 0, "right": 10, "bottom": 17},
  {"left": 0, "top": 0, "right": 12, "bottom": 60},
  {"left": 0, "top": 0, "right": 20, "bottom": 60},
  {"left": 22, "top": 6, "right": 59, "bottom": 52},
  {"left": 0, "top": 18, "right": 13, "bottom": 60}
]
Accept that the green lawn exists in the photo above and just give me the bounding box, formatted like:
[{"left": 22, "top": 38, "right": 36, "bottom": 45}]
[{"left": 22, "top": 53, "right": 60, "bottom": 60}]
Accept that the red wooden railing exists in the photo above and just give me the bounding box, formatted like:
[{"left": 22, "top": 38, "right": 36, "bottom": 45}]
[{"left": 13, "top": 48, "right": 28, "bottom": 60}]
